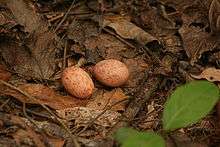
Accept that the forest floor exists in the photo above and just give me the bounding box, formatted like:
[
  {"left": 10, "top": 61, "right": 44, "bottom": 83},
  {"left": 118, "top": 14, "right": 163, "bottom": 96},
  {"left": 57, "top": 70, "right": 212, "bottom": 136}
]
[{"left": 0, "top": 0, "right": 220, "bottom": 147}]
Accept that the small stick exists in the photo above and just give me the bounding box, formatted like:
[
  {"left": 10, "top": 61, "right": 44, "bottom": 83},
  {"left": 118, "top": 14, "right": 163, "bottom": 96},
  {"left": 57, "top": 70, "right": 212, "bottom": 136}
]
[
  {"left": 107, "top": 76, "right": 162, "bottom": 136},
  {"left": 76, "top": 98, "right": 129, "bottom": 135},
  {"left": 0, "top": 98, "right": 11, "bottom": 110},
  {"left": 0, "top": 80, "right": 80, "bottom": 147}
]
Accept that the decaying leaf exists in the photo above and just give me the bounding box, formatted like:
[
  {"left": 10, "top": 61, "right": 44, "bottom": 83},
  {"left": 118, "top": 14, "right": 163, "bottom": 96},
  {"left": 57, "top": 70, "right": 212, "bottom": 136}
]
[
  {"left": 1, "top": 0, "right": 57, "bottom": 80},
  {"left": 0, "top": 112, "right": 45, "bottom": 147},
  {"left": 56, "top": 107, "right": 121, "bottom": 127},
  {"left": 179, "top": 25, "right": 217, "bottom": 65},
  {"left": 0, "top": 84, "right": 87, "bottom": 110},
  {"left": 166, "top": 131, "right": 208, "bottom": 147},
  {"left": 191, "top": 67, "right": 220, "bottom": 82},
  {"left": 0, "top": 112, "right": 65, "bottom": 147},
  {"left": 93, "top": 15, "right": 158, "bottom": 46},
  {"left": 209, "top": 0, "right": 220, "bottom": 34},
  {"left": 87, "top": 88, "right": 128, "bottom": 112},
  {"left": 84, "top": 33, "right": 130, "bottom": 60},
  {"left": 6, "top": 0, "right": 47, "bottom": 33},
  {"left": 0, "top": 64, "right": 11, "bottom": 81},
  {"left": 124, "top": 58, "right": 148, "bottom": 88},
  {"left": 159, "top": 0, "right": 195, "bottom": 12},
  {"left": 67, "top": 20, "right": 99, "bottom": 45}
]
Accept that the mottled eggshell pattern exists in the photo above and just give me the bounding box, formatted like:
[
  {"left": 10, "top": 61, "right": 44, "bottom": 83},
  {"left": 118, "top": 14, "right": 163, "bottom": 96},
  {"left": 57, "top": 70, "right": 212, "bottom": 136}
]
[
  {"left": 62, "top": 66, "right": 94, "bottom": 99},
  {"left": 93, "top": 59, "right": 129, "bottom": 87}
]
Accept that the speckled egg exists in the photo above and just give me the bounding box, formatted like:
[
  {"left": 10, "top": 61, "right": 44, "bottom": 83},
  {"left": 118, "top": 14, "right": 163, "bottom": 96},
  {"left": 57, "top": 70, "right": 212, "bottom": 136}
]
[
  {"left": 93, "top": 59, "right": 129, "bottom": 87},
  {"left": 62, "top": 66, "right": 94, "bottom": 98}
]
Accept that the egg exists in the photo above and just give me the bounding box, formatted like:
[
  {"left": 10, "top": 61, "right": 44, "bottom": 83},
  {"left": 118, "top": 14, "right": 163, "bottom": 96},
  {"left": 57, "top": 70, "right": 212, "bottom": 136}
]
[
  {"left": 93, "top": 59, "right": 129, "bottom": 87},
  {"left": 62, "top": 66, "right": 94, "bottom": 98}
]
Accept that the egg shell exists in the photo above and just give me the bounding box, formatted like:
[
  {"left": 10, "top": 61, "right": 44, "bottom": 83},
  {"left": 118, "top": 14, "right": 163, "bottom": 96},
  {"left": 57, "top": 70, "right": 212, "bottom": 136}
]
[
  {"left": 62, "top": 66, "right": 94, "bottom": 98},
  {"left": 93, "top": 59, "right": 129, "bottom": 87}
]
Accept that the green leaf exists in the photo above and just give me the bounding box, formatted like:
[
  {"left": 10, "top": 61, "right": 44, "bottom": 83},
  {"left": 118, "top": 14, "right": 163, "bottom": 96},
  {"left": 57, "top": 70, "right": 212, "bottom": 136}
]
[
  {"left": 163, "top": 80, "right": 219, "bottom": 131},
  {"left": 114, "top": 127, "right": 138, "bottom": 143},
  {"left": 114, "top": 127, "right": 165, "bottom": 147}
]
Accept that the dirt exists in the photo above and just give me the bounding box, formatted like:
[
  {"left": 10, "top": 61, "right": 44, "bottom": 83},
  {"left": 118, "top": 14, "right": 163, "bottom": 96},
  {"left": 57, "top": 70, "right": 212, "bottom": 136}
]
[{"left": 0, "top": 0, "right": 220, "bottom": 147}]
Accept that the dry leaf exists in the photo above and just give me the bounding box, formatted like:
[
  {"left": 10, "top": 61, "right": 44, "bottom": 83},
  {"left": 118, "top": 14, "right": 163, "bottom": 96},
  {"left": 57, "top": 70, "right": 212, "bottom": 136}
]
[
  {"left": 92, "top": 15, "right": 158, "bottom": 46},
  {"left": 124, "top": 58, "right": 148, "bottom": 88},
  {"left": 13, "top": 129, "right": 45, "bottom": 147},
  {"left": 159, "top": 0, "right": 195, "bottom": 12},
  {"left": 209, "top": 0, "right": 220, "bottom": 34},
  {"left": 0, "top": 64, "right": 11, "bottom": 81},
  {"left": 87, "top": 88, "right": 128, "bottom": 112},
  {"left": 102, "top": 16, "right": 158, "bottom": 45},
  {"left": 0, "top": 112, "right": 46, "bottom": 147},
  {"left": 179, "top": 25, "right": 217, "bottom": 65},
  {"left": 84, "top": 33, "right": 130, "bottom": 60},
  {"left": 191, "top": 67, "right": 220, "bottom": 82},
  {"left": 67, "top": 20, "right": 99, "bottom": 45},
  {"left": 0, "top": 112, "right": 65, "bottom": 147},
  {"left": 56, "top": 107, "right": 121, "bottom": 127},
  {"left": 6, "top": 0, "right": 47, "bottom": 33},
  {"left": 2, "top": 0, "right": 57, "bottom": 80},
  {"left": 47, "top": 137, "right": 65, "bottom": 147},
  {"left": 1, "top": 84, "right": 87, "bottom": 110}
]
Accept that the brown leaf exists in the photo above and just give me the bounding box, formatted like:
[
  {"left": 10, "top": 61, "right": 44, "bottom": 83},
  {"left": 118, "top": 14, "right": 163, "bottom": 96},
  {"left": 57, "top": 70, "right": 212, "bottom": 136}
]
[
  {"left": 1, "top": 84, "right": 87, "bottom": 110},
  {"left": 13, "top": 129, "right": 46, "bottom": 147},
  {"left": 87, "top": 88, "right": 128, "bottom": 112},
  {"left": 93, "top": 15, "right": 158, "bottom": 46},
  {"left": 209, "top": 0, "right": 220, "bottom": 34},
  {"left": 191, "top": 67, "right": 220, "bottom": 82},
  {"left": 166, "top": 131, "right": 208, "bottom": 147},
  {"left": 0, "top": 64, "right": 11, "bottom": 81},
  {"left": 84, "top": 33, "right": 130, "bottom": 60},
  {"left": 47, "top": 137, "right": 65, "bottom": 147},
  {"left": 124, "top": 58, "right": 148, "bottom": 88},
  {"left": 56, "top": 107, "right": 121, "bottom": 127},
  {"left": 179, "top": 24, "right": 217, "bottom": 65},
  {"left": 0, "top": 112, "right": 46, "bottom": 147},
  {"left": 6, "top": 0, "right": 47, "bottom": 33},
  {"left": 2, "top": 0, "right": 57, "bottom": 80},
  {"left": 159, "top": 0, "right": 195, "bottom": 12},
  {"left": 0, "top": 40, "right": 55, "bottom": 80},
  {"left": 67, "top": 20, "right": 99, "bottom": 45}
]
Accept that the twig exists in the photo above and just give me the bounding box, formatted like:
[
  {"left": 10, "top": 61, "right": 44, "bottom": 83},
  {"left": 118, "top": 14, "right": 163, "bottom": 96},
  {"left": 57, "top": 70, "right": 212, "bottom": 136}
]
[
  {"left": 0, "top": 80, "right": 80, "bottom": 147},
  {"left": 107, "top": 76, "right": 162, "bottom": 136},
  {"left": 0, "top": 98, "right": 11, "bottom": 110},
  {"left": 54, "top": 0, "right": 85, "bottom": 32},
  {"left": 76, "top": 98, "right": 129, "bottom": 135},
  {"left": 62, "top": 40, "right": 68, "bottom": 70}
]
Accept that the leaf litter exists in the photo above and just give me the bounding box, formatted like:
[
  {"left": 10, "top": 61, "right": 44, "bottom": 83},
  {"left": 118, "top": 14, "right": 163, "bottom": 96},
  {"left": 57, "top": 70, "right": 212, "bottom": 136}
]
[{"left": 1, "top": 0, "right": 220, "bottom": 146}]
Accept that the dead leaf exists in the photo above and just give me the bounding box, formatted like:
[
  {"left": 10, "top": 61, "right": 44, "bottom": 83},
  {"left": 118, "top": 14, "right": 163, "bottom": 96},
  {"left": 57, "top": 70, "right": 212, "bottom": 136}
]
[
  {"left": 166, "top": 131, "right": 208, "bottom": 147},
  {"left": 1, "top": 84, "right": 87, "bottom": 110},
  {"left": 13, "top": 129, "right": 45, "bottom": 147},
  {"left": 100, "top": 15, "right": 158, "bottom": 46},
  {"left": 84, "top": 33, "right": 130, "bottom": 60},
  {"left": 57, "top": 107, "right": 121, "bottom": 127},
  {"left": 209, "top": 0, "right": 220, "bottom": 34},
  {"left": 6, "top": 0, "right": 47, "bottom": 33},
  {"left": 67, "top": 20, "right": 99, "bottom": 45},
  {"left": 0, "top": 112, "right": 46, "bottom": 147},
  {"left": 179, "top": 24, "right": 217, "bottom": 65},
  {"left": 91, "top": 15, "right": 158, "bottom": 46},
  {"left": 191, "top": 67, "right": 220, "bottom": 82},
  {"left": 0, "top": 112, "right": 66, "bottom": 147},
  {"left": 124, "top": 58, "right": 148, "bottom": 88},
  {"left": 1, "top": 0, "right": 57, "bottom": 80},
  {"left": 47, "top": 137, "right": 65, "bottom": 147},
  {"left": 0, "top": 64, "right": 11, "bottom": 81},
  {"left": 87, "top": 88, "right": 128, "bottom": 112},
  {"left": 159, "top": 0, "right": 194, "bottom": 11}
]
